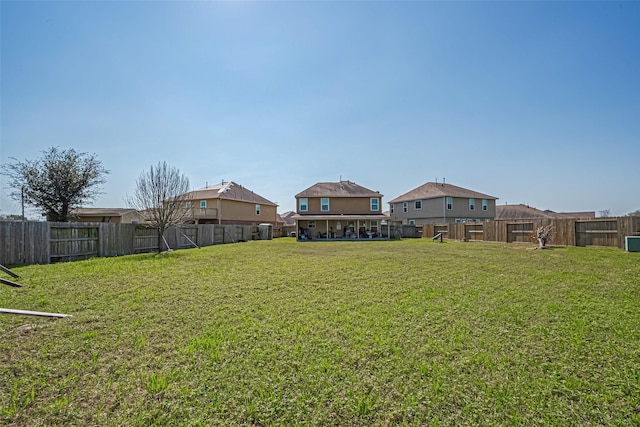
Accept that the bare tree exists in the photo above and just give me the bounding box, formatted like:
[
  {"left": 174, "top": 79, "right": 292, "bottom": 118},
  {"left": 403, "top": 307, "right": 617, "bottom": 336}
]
[
  {"left": 126, "top": 161, "right": 191, "bottom": 252},
  {"left": 2, "top": 147, "right": 108, "bottom": 221},
  {"left": 598, "top": 209, "right": 611, "bottom": 218}
]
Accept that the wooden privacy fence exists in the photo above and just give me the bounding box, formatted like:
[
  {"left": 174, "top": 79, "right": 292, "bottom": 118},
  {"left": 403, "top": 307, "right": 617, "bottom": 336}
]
[
  {"left": 0, "top": 222, "right": 262, "bottom": 265},
  {"left": 421, "top": 217, "right": 640, "bottom": 249}
]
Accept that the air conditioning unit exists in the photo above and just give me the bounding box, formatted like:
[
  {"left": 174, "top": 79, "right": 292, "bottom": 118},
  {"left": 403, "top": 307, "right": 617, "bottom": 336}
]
[{"left": 625, "top": 236, "right": 640, "bottom": 252}]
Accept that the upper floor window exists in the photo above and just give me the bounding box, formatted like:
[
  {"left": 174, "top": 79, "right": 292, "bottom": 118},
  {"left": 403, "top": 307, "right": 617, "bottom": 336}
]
[
  {"left": 370, "top": 198, "right": 379, "bottom": 211},
  {"left": 390, "top": 204, "right": 394, "bottom": 214},
  {"left": 256, "top": 204, "right": 261, "bottom": 215},
  {"left": 321, "top": 198, "right": 330, "bottom": 212},
  {"left": 403, "top": 202, "right": 408, "bottom": 213},
  {"left": 414, "top": 200, "right": 422, "bottom": 210},
  {"left": 200, "top": 200, "right": 207, "bottom": 208},
  {"left": 469, "top": 198, "right": 475, "bottom": 211},
  {"left": 482, "top": 199, "right": 488, "bottom": 211},
  {"left": 446, "top": 197, "right": 453, "bottom": 210},
  {"left": 299, "top": 198, "right": 308, "bottom": 212}
]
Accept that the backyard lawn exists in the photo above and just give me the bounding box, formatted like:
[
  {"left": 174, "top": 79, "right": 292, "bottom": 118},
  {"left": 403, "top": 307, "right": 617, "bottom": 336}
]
[{"left": 1, "top": 238, "right": 639, "bottom": 426}]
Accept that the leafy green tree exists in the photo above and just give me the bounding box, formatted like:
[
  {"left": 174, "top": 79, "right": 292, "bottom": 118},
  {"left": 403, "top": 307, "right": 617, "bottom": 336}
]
[{"left": 3, "top": 147, "right": 108, "bottom": 222}]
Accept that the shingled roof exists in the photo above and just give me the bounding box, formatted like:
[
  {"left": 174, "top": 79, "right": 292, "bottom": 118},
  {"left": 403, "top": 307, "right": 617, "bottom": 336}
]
[
  {"left": 185, "top": 181, "right": 277, "bottom": 206},
  {"left": 71, "top": 208, "right": 138, "bottom": 216},
  {"left": 496, "top": 204, "right": 595, "bottom": 220},
  {"left": 296, "top": 181, "right": 382, "bottom": 198},
  {"left": 388, "top": 182, "right": 497, "bottom": 204}
]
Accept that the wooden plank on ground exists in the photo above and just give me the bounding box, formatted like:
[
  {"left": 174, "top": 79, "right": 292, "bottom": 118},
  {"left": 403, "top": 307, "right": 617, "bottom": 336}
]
[
  {"left": 0, "top": 308, "right": 71, "bottom": 318},
  {"left": 1, "top": 277, "right": 22, "bottom": 287},
  {"left": 0, "top": 263, "right": 20, "bottom": 278}
]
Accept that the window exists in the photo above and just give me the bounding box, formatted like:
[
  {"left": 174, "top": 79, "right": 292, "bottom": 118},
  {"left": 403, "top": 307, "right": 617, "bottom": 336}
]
[
  {"left": 200, "top": 200, "right": 207, "bottom": 208},
  {"left": 482, "top": 199, "right": 488, "bottom": 211},
  {"left": 469, "top": 198, "right": 475, "bottom": 211},
  {"left": 321, "top": 198, "right": 330, "bottom": 212},
  {"left": 371, "top": 220, "right": 378, "bottom": 232},
  {"left": 370, "top": 198, "right": 379, "bottom": 211},
  {"left": 403, "top": 202, "right": 408, "bottom": 213},
  {"left": 299, "top": 198, "right": 308, "bottom": 212},
  {"left": 255, "top": 204, "right": 261, "bottom": 215},
  {"left": 185, "top": 201, "right": 192, "bottom": 208},
  {"left": 308, "top": 221, "right": 315, "bottom": 228},
  {"left": 446, "top": 197, "right": 453, "bottom": 210},
  {"left": 390, "top": 204, "right": 394, "bottom": 214},
  {"left": 414, "top": 200, "right": 422, "bottom": 210},
  {"left": 409, "top": 219, "right": 416, "bottom": 225}
]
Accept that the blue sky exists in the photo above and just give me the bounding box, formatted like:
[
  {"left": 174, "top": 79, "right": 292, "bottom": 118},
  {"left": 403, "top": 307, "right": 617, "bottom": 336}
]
[{"left": 1, "top": 1, "right": 639, "bottom": 218}]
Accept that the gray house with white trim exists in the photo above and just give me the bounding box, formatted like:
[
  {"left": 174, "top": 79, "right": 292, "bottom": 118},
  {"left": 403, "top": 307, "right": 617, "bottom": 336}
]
[{"left": 388, "top": 182, "right": 498, "bottom": 225}]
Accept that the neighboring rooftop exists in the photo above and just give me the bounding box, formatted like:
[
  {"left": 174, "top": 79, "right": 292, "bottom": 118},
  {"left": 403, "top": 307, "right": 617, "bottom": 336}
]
[
  {"left": 279, "top": 211, "right": 297, "bottom": 225},
  {"left": 296, "top": 181, "right": 382, "bottom": 198},
  {"left": 71, "top": 208, "right": 138, "bottom": 216},
  {"left": 185, "top": 181, "right": 277, "bottom": 206},
  {"left": 496, "top": 204, "right": 596, "bottom": 220},
  {"left": 389, "top": 182, "right": 497, "bottom": 204}
]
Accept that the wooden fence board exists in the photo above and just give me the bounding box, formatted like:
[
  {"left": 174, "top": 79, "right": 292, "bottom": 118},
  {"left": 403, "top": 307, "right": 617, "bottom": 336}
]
[
  {"left": 49, "top": 223, "right": 100, "bottom": 262},
  {"left": 0, "top": 222, "right": 49, "bottom": 265}
]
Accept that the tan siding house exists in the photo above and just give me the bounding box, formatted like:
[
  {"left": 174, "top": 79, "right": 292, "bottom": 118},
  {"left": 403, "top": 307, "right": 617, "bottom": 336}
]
[
  {"left": 388, "top": 182, "right": 498, "bottom": 224},
  {"left": 181, "top": 181, "right": 278, "bottom": 225},
  {"left": 293, "top": 180, "right": 388, "bottom": 240}
]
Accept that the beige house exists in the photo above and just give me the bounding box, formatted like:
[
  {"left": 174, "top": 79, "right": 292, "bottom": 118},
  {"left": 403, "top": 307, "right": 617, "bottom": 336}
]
[
  {"left": 388, "top": 182, "right": 498, "bottom": 224},
  {"left": 71, "top": 208, "right": 142, "bottom": 223},
  {"left": 293, "top": 180, "right": 388, "bottom": 240},
  {"left": 182, "top": 181, "right": 278, "bottom": 225}
]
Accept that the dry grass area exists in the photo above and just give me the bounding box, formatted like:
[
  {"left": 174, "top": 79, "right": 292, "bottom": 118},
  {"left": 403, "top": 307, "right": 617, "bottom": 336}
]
[{"left": 1, "top": 238, "right": 639, "bottom": 426}]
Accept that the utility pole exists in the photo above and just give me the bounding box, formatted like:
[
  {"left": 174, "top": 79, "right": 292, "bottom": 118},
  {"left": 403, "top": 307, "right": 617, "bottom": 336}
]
[
  {"left": 21, "top": 186, "right": 25, "bottom": 221},
  {"left": 21, "top": 186, "right": 26, "bottom": 263}
]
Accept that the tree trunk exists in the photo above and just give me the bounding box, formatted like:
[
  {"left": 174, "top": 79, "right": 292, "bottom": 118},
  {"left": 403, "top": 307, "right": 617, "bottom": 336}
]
[{"left": 157, "top": 230, "right": 164, "bottom": 253}]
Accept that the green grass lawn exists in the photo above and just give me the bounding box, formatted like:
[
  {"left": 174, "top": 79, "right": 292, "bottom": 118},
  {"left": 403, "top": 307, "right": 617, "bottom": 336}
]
[{"left": 1, "top": 238, "right": 639, "bottom": 426}]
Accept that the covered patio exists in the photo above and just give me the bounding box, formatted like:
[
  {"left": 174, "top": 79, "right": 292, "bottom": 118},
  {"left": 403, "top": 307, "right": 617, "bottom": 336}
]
[{"left": 293, "top": 214, "right": 390, "bottom": 241}]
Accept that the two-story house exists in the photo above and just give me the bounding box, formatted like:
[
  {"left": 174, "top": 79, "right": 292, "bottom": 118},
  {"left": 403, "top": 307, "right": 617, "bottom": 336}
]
[
  {"left": 181, "top": 181, "right": 278, "bottom": 225},
  {"left": 388, "top": 182, "right": 498, "bottom": 225},
  {"left": 293, "top": 180, "right": 388, "bottom": 240}
]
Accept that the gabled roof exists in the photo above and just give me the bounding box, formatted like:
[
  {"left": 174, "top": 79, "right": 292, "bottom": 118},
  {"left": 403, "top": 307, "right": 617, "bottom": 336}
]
[
  {"left": 185, "top": 181, "right": 277, "bottom": 206},
  {"left": 279, "top": 211, "right": 297, "bottom": 225},
  {"left": 296, "top": 181, "right": 382, "bottom": 198},
  {"left": 496, "top": 204, "right": 596, "bottom": 220},
  {"left": 388, "top": 182, "right": 497, "bottom": 204}
]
